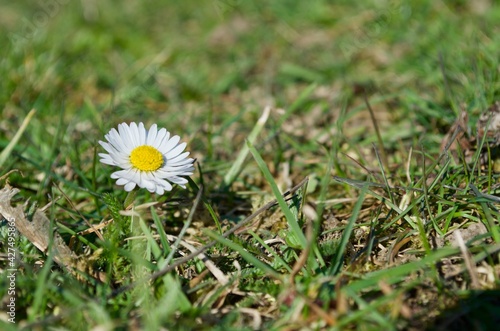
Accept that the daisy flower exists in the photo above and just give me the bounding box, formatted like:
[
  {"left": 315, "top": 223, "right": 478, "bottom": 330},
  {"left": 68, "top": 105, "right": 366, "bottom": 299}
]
[{"left": 99, "top": 122, "right": 194, "bottom": 195}]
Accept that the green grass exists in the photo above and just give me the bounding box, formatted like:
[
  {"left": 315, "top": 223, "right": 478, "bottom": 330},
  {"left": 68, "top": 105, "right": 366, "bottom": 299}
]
[{"left": 1, "top": 1, "right": 500, "bottom": 330}]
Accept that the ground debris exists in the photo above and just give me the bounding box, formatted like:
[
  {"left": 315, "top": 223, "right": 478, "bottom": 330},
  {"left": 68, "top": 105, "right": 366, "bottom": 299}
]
[
  {"left": 441, "top": 101, "right": 500, "bottom": 169},
  {"left": 0, "top": 185, "right": 88, "bottom": 278}
]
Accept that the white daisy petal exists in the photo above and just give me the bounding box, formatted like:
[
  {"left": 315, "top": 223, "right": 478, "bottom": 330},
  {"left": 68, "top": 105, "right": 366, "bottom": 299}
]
[
  {"left": 111, "top": 170, "right": 131, "bottom": 180},
  {"left": 115, "top": 177, "right": 130, "bottom": 185},
  {"left": 124, "top": 181, "right": 136, "bottom": 191},
  {"left": 117, "top": 123, "right": 133, "bottom": 149},
  {"left": 143, "top": 178, "right": 159, "bottom": 193},
  {"left": 156, "top": 132, "right": 172, "bottom": 151},
  {"left": 161, "top": 166, "right": 188, "bottom": 173},
  {"left": 157, "top": 168, "right": 191, "bottom": 178},
  {"left": 130, "top": 169, "right": 142, "bottom": 184},
  {"left": 155, "top": 178, "right": 173, "bottom": 192},
  {"left": 124, "top": 122, "right": 138, "bottom": 148},
  {"left": 167, "top": 176, "right": 188, "bottom": 185},
  {"left": 165, "top": 142, "right": 187, "bottom": 159},
  {"left": 102, "top": 150, "right": 129, "bottom": 166},
  {"left": 138, "top": 172, "right": 153, "bottom": 188},
  {"left": 179, "top": 169, "right": 195, "bottom": 176},
  {"left": 146, "top": 124, "right": 158, "bottom": 145},
  {"left": 138, "top": 122, "right": 147, "bottom": 144},
  {"left": 168, "top": 152, "right": 192, "bottom": 164},
  {"left": 153, "top": 128, "right": 167, "bottom": 149},
  {"left": 160, "top": 135, "right": 181, "bottom": 154},
  {"left": 109, "top": 128, "right": 130, "bottom": 154},
  {"left": 117, "top": 123, "right": 127, "bottom": 139},
  {"left": 99, "top": 155, "right": 117, "bottom": 166},
  {"left": 99, "top": 141, "right": 116, "bottom": 154},
  {"left": 129, "top": 122, "right": 140, "bottom": 147},
  {"left": 106, "top": 132, "right": 123, "bottom": 152},
  {"left": 166, "top": 156, "right": 194, "bottom": 166}
]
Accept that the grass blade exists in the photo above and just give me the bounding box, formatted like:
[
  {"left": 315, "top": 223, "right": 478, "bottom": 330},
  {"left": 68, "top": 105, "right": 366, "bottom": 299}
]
[
  {"left": 0, "top": 109, "right": 37, "bottom": 169},
  {"left": 330, "top": 185, "right": 367, "bottom": 275},
  {"left": 248, "top": 140, "right": 307, "bottom": 249},
  {"left": 222, "top": 106, "right": 271, "bottom": 188}
]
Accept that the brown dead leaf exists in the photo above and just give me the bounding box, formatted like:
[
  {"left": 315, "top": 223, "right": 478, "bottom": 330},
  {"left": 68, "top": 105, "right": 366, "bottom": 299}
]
[{"left": 0, "top": 185, "right": 87, "bottom": 278}]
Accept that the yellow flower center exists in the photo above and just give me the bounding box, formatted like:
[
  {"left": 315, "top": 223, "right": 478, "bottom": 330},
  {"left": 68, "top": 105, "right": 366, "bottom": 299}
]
[{"left": 129, "top": 145, "right": 164, "bottom": 171}]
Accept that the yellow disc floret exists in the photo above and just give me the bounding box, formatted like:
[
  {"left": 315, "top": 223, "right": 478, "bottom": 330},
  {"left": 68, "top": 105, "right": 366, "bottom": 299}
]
[{"left": 130, "top": 145, "right": 164, "bottom": 171}]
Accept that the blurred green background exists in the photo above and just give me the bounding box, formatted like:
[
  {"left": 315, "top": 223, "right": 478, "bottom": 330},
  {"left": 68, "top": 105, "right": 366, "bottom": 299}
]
[
  {"left": 2, "top": 0, "right": 498, "bottom": 122},
  {"left": 2, "top": 0, "right": 499, "bottom": 193}
]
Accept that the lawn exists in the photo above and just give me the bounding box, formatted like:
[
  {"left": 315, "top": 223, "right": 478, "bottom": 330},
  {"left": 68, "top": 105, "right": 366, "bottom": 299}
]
[{"left": 1, "top": 0, "right": 500, "bottom": 330}]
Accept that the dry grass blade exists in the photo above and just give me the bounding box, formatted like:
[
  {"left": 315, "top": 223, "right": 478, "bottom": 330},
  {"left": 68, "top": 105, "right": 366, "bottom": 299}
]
[
  {"left": 237, "top": 307, "right": 263, "bottom": 330},
  {"left": 453, "top": 230, "right": 480, "bottom": 289},
  {"left": 165, "top": 234, "right": 229, "bottom": 286}
]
